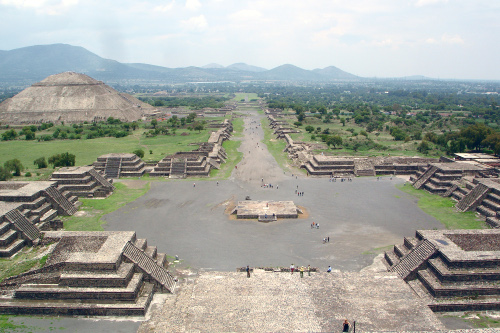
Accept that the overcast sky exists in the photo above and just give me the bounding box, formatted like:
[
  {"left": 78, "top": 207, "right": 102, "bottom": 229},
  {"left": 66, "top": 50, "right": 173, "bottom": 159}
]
[{"left": 1, "top": 0, "right": 498, "bottom": 80}]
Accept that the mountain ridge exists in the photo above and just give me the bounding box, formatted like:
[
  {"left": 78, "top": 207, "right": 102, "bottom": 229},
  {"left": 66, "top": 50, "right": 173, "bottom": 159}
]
[{"left": 0, "top": 43, "right": 360, "bottom": 85}]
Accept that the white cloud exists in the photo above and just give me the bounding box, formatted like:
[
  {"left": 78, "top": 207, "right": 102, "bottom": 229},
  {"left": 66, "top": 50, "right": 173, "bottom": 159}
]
[
  {"left": 415, "top": 0, "right": 448, "bottom": 7},
  {"left": 154, "top": 1, "right": 175, "bottom": 12},
  {"left": 181, "top": 15, "right": 208, "bottom": 31},
  {"left": 229, "top": 9, "right": 263, "bottom": 22},
  {"left": 441, "top": 33, "right": 464, "bottom": 44},
  {"left": 0, "top": 0, "right": 44, "bottom": 8},
  {"left": 0, "top": 0, "right": 79, "bottom": 14},
  {"left": 185, "top": 0, "right": 201, "bottom": 11}
]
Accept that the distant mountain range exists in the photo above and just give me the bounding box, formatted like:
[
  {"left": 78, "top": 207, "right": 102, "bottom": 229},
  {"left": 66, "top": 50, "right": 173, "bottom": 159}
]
[{"left": 0, "top": 44, "right": 359, "bottom": 85}]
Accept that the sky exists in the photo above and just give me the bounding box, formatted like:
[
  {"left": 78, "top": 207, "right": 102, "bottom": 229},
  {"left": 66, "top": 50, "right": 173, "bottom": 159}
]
[{"left": 0, "top": 0, "right": 499, "bottom": 80}]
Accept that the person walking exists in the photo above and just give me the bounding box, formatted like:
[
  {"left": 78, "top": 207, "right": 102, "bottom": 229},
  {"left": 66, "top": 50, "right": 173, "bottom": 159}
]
[
  {"left": 246, "top": 265, "right": 251, "bottom": 278},
  {"left": 307, "top": 265, "right": 311, "bottom": 276},
  {"left": 327, "top": 265, "right": 332, "bottom": 273},
  {"left": 342, "top": 319, "right": 350, "bottom": 332},
  {"left": 300, "top": 266, "right": 304, "bottom": 278},
  {"left": 290, "top": 264, "right": 295, "bottom": 274}
]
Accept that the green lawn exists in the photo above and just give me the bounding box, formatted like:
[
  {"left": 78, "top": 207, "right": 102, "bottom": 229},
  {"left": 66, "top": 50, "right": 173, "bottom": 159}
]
[
  {"left": 63, "top": 181, "right": 151, "bottom": 231},
  {"left": 286, "top": 115, "right": 445, "bottom": 157},
  {"left": 396, "top": 184, "right": 487, "bottom": 229}
]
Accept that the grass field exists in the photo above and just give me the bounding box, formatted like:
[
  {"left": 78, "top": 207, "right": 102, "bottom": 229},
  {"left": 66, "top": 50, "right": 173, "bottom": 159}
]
[
  {"left": 63, "top": 181, "right": 151, "bottom": 231},
  {"left": 232, "top": 93, "right": 259, "bottom": 101},
  {"left": 0, "top": 127, "right": 215, "bottom": 181},
  {"left": 284, "top": 113, "right": 447, "bottom": 157},
  {"left": 0, "top": 246, "right": 50, "bottom": 283},
  {"left": 396, "top": 184, "right": 486, "bottom": 229}
]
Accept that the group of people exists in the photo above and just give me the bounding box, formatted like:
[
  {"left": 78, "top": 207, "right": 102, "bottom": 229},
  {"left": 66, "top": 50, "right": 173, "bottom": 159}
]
[
  {"left": 262, "top": 183, "right": 277, "bottom": 189},
  {"left": 328, "top": 176, "right": 353, "bottom": 182},
  {"left": 310, "top": 222, "right": 319, "bottom": 229},
  {"left": 290, "top": 264, "right": 312, "bottom": 278},
  {"left": 323, "top": 236, "right": 330, "bottom": 243}
]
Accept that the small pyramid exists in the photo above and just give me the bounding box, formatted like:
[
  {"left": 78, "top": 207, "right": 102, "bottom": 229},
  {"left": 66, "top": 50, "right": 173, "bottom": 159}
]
[{"left": 0, "top": 72, "right": 155, "bottom": 124}]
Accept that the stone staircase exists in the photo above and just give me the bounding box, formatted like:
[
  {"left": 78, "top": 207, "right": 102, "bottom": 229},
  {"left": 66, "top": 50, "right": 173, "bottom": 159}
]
[
  {"left": 0, "top": 216, "right": 26, "bottom": 258},
  {"left": 88, "top": 168, "right": 115, "bottom": 190},
  {"left": 389, "top": 240, "right": 437, "bottom": 281},
  {"left": 43, "top": 186, "right": 78, "bottom": 215},
  {"left": 104, "top": 157, "right": 121, "bottom": 179},
  {"left": 123, "top": 241, "right": 176, "bottom": 293},
  {"left": 455, "top": 183, "right": 490, "bottom": 212},
  {"left": 169, "top": 159, "right": 186, "bottom": 179},
  {"left": 413, "top": 166, "right": 437, "bottom": 190},
  {"left": 5, "top": 209, "right": 40, "bottom": 244}
]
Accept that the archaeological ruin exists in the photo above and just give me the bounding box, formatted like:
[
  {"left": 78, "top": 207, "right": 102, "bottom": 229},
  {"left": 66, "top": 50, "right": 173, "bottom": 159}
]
[
  {"left": 385, "top": 229, "right": 500, "bottom": 312},
  {"left": 0, "top": 72, "right": 156, "bottom": 124},
  {"left": 232, "top": 200, "right": 301, "bottom": 221},
  {"left": 0, "top": 231, "right": 176, "bottom": 316},
  {"left": 0, "top": 181, "right": 79, "bottom": 257}
]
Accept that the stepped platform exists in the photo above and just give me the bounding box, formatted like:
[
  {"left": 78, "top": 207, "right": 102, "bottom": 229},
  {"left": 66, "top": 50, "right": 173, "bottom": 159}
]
[
  {"left": 94, "top": 153, "right": 146, "bottom": 179},
  {"left": 0, "top": 230, "right": 176, "bottom": 316},
  {"left": 384, "top": 229, "right": 500, "bottom": 312},
  {"left": 51, "top": 166, "right": 114, "bottom": 198},
  {"left": 232, "top": 200, "right": 301, "bottom": 220},
  {"left": 0, "top": 182, "right": 80, "bottom": 257}
]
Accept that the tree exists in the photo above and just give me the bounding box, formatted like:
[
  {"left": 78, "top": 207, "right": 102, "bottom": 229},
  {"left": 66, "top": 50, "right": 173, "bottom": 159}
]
[
  {"left": 0, "top": 166, "right": 12, "bottom": 181},
  {"left": 151, "top": 119, "right": 158, "bottom": 129},
  {"left": 340, "top": 118, "right": 346, "bottom": 127},
  {"left": 417, "top": 140, "right": 431, "bottom": 154},
  {"left": 4, "top": 159, "right": 24, "bottom": 176},
  {"left": 48, "top": 153, "right": 76, "bottom": 168},
  {"left": 326, "top": 135, "right": 343, "bottom": 148},
  {"left": 194, "top": 123, "right": 204, "bottom": 133},
  {"left": 24, "top": 130, "right": 35, "bottom": 140},
  {"left": 459, "top": 123, "right": 492, "bottom": 150},
  {"left": 305, "top": 125, "right": 314, "bottom": 133},
  {"left": 133, "top": 149, "right": 145, "bottom": 158},
  {"left": 33, "top": 157, "right": 48, "bottom": 169},
  {"left": 1, "top": 129, "right": 18, "bottom": 141}
]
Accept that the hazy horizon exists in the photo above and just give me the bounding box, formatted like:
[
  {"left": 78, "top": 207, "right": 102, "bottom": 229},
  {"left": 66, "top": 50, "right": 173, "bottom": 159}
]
[{"left": 0, "top": 0, "right": 498, "bottom": 80}]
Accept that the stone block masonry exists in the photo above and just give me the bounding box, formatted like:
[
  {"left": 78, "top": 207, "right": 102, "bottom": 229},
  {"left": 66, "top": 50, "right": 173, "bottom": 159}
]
[
  {"left": 0, "top": 231, "right": 176, "bottom": 316},
  {"left": 385, "top": 229, "right": 500, "bottom": 312}
]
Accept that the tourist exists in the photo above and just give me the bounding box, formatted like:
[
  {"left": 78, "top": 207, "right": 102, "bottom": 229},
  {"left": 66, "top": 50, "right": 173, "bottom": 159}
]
[
  {"left": 300, "top": 266, "right": 304, "bottom": 278},
  {"left": 342, "top": 319, "right": 350, "bottom": 332},
  {"left": 290, "top": 264, "right": 295, "bottom": 274},
  {"left": 216, "top": 181, "right": 219, "bottom": 186},
  {"left": 308, "top": 265, "right": 311, "bottom": 276},
  {"left": 327, "top": 266, "right": 332, "bottom": 273},
  {"left": 246, "top": 265, "right": 250, "bottom": 278},
  {"left": 316, "top": 223, "right": 319, "bottom": 229},
  {"left": 193, "top": 183, "right": 195, "bottom": 187}
]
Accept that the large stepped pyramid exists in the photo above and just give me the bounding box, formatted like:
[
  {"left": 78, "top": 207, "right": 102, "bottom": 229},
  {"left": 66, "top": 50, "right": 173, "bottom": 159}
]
[
  {"left": 0, "top": 72, "right": 155, "bottom": 124},
  {"left": 385, "top": 229, "right": 500, "bottom": 312}
]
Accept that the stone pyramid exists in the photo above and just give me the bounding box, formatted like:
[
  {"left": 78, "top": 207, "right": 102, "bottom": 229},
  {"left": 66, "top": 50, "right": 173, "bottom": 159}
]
[{"left": 0, "top": 72, "right": 155, "bottom": 124}]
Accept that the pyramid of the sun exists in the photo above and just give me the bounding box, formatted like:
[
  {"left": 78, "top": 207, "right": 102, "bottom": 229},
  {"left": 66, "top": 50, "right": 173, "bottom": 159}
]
[{"left": 0, "top": 72, "right": 155, "bottom": 124}]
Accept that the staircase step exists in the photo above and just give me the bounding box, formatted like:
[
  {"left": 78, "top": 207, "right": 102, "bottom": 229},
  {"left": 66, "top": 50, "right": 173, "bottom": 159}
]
[
  {"left": 15, "top": 273, "right": 144, "bottom": 300},
  {"left": 0, "top": 239, "right": 25, "bottom": 258},
  {"left": 135, "top": 238, "right": 147, "bottom": 250}
]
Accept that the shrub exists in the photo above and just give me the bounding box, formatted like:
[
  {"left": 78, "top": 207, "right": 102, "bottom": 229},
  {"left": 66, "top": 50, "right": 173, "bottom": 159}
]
[
  {"left": 48, "top": 152, "right": 76, "bottom": 168},
  {"left": 4, "top": 159, "right": 24, "bottom": 176},
  {"left": 133, "top": 149, "right": 145, "bottom": 158},
  {"left": 25, "top": 172, "right": 32, "bottom": 177},
  {"left": 33, "top": 157, "right": 48, "bottom": 169}
]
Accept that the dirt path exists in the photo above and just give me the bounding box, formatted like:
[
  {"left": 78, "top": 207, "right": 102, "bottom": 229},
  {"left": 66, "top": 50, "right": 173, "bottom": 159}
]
[{"left": 230, "top": 111, "right": 286, "bottom": 187}]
